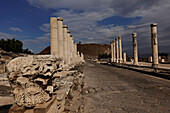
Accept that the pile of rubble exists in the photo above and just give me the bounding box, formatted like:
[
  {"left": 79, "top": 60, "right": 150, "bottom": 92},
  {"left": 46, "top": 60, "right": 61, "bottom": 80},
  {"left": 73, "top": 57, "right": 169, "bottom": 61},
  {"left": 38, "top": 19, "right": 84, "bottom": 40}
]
[{"left": 7, "top": 55, "right": 85, "bottom": 113}]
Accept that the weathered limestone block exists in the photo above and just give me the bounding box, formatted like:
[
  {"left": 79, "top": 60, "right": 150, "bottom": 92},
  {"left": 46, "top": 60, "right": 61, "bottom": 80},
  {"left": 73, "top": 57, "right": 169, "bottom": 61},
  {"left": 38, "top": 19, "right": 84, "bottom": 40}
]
[{"left": 7, "top": 55, "right": 63, "bottom": 107}]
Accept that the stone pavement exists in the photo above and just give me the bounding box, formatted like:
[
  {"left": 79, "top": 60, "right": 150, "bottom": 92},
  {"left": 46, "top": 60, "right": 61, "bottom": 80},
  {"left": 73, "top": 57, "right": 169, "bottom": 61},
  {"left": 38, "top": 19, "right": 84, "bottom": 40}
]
[
  {"left": 126, "top": 62, "right": 170, "bottom": 69},
  {"left": 83, "top": 61, "right": 170, "bottom": 113}
]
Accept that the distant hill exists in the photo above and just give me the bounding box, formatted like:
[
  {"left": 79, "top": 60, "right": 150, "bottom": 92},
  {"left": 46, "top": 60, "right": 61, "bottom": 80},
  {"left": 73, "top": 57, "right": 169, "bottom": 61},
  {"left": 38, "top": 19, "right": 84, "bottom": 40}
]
[
  {"left": 39, "top": 46, "right": 51, "bottom": 55},
  {"left": 77, "top": 44, "right": 110, "bottom": 59},
  {"left": 39, "top": 43, "right": 111, "bottom": 59}
]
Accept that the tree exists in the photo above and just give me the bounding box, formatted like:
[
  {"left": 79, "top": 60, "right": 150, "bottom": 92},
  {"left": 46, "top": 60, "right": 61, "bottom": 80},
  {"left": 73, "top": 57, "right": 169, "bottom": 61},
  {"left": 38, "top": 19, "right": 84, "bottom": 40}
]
[{"left": 0, "top": 38, "right": 33, "bottom": 54}]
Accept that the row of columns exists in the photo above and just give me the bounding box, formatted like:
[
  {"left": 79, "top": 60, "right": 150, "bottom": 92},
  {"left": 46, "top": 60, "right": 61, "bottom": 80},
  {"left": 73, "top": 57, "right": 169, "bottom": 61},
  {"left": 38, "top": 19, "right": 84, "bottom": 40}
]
[
  {"left": 111, "top": 37, "right": 123, "bottom": 64},
  {"left": 110, "top": 23, "right": 159, "bottom": 67},
  {"left": 50, "top": 17, "right": 84, "bottom": 65}
]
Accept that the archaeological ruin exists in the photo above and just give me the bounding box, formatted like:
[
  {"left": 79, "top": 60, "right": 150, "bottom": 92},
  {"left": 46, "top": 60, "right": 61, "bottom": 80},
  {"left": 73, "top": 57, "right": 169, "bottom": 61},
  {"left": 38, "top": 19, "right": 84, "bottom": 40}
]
[{"left": 6, "top": 17, "right": 85, "bottom": 113}]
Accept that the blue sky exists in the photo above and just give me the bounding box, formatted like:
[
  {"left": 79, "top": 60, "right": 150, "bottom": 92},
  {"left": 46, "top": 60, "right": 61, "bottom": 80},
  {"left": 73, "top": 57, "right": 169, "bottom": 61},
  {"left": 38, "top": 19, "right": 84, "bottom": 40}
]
[{"left": 0, "top": 0, "right": 170, "bottom": 56}]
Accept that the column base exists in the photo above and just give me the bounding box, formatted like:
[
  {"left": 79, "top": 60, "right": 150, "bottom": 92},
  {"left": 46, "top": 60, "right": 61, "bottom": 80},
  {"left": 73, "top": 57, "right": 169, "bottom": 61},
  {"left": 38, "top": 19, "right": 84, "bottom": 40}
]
[
  {"left": 119, "top": 59, "right": 123, "bottom": 64},
  {"left": 152, "top": 64, "right": 158, "bottom": 68},
  {"left": 133, "top": 62, "right": 139, "bottom": 66}
]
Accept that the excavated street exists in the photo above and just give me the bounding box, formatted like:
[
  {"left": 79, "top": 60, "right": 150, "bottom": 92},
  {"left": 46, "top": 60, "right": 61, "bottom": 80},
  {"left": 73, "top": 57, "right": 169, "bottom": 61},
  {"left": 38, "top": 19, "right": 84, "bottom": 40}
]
[{"left": 83, "top": 61, "right": 170, "bottom": 113}]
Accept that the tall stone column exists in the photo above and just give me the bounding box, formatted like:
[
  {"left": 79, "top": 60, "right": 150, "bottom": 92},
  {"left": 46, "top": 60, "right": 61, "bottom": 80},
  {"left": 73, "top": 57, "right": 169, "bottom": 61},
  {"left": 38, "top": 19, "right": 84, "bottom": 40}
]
[
  {"left": 113, "top": 41, "right": 116, "bottom": 62},
  {"left": 50, "top": 17, "right": 58, "bottom": 55},
  {"left": 111, "top": 42, "right": 114, "bottom": 62},
  {"left": 111, "top": 41, "right": 116, "bottom": 63},
  {"left": 74, "top": 43, "right": 77, "bottom": 63},
  {"left": 118, "top": 36, "right": 122, "bottom": 63},
  {"left": 123, "top": 53, "right": 126, "bottom": 63},
  {"left": 74, "top": 43, "right": 77, "bottom": 56},
  {"left": 132, "top": 33, "right": 138, "bottom": 65},
  {"left": 57, "top": 17, "right": 64, "bottom": 58},
  {"left": 150, "top": 23, "right": 159, "bottom": 67},
  {"left": 70, "top": 34, "right": 73, "bottom": 63},
  {"left": 67, "top": 30, "right": 71, "bottom": 64},
  {"left": 116, "top": 38, "right": 119, "bottom": 63},
  {"left": 71, "top": 38, "right": 75, "bottom": 63},
  {"left": 63, "top": 25, "right": 68, "bottom": 63}
]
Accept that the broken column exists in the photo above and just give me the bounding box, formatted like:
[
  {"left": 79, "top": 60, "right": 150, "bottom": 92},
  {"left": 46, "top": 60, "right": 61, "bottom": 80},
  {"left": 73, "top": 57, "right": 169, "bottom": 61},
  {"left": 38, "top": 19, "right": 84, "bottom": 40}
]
[
  {"left": 150, "top": 23, "right": 159, "bottom": 67},
  {"left": 116, "top": 38, "right": 119, "bottom": 63},
  {"left": 57, "top": 17, "right": 64, "bottom": 58},
  {"left": 132, "top": 33, "right": 139, "bottom": 65},
  {"left": 123, "top": 53, "right": 126, "bottom": 63},
  {"left": 50, "top": 17, "right": 58, "bottom": 55},
  {"left": 63, "top": 25, "right": 68, "bottom": 64},
  {"left": 118, "top": 36, "right": 122, "bottom": 63}
]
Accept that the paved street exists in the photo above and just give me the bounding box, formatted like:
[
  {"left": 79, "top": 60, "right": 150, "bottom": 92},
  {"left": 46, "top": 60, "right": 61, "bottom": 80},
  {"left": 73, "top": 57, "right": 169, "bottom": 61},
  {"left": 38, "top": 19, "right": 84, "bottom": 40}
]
[{"left": 83, "top": 61, "right": 170, "bottom": 113}]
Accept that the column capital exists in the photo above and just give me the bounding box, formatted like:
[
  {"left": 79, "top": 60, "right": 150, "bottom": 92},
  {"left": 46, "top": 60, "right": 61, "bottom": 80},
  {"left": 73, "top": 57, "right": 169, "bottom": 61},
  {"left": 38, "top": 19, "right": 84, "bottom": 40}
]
[
  {"left": 150, "top": 23, "right": 157, "bottom": 27},
  {"left": 70, "top": 34, "right": 72, "bottom": 37},
  {"left": 132, "top": 33, "right": 137, "bottom": 37},
  {"left": 57, "top": 17, "right": 63, "bottom": 21},
  {"left": 50, "top": 17, "right": 57, "bottom": 20},
  {"left": 67, "top": 30, "right": 71, "bottom": 33},
  {"left": 63, "top": 25, "right": 68, "bottom": 28},
  {"left": 118, "top": 36, "right": 121, "bottom": 39}
]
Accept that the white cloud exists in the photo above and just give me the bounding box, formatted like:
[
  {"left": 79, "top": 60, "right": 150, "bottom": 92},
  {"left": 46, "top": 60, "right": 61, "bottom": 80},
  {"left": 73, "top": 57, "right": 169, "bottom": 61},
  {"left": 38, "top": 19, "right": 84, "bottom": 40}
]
[
  {"left": 24, "top": 33, "right": 50, "bottom": 44},
  {"left": 23, "top": 33, "right": 50, "bottom": 53},
  {"left": 0, "top": 32, "right": 13, "bottom": 39},
  {"left": 10, "top": 27, "right": 23, "bottom": 32},
  {"left": 28, "top": 0, "right": 170, "bottom": 54},
  {"left": 39, "top": 23, "right": 50, "bottom": 32}
]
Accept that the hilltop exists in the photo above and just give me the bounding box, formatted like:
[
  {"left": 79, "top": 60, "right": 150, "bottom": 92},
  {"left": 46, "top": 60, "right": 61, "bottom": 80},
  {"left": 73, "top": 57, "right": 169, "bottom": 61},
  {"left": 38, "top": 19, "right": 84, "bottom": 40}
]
[{"left": 39, "top": 43, "right": 111, "bottom": 59}]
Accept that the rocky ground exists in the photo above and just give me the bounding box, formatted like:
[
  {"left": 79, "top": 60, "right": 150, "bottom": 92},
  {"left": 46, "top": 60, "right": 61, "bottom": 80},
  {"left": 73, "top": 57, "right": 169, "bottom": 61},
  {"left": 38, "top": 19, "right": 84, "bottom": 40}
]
[
  {"left": 83, "top": 61, "right": 170, "bottom": 113},
  {"left": 0, "top": 77, "right": 13, "bottom": 113}
]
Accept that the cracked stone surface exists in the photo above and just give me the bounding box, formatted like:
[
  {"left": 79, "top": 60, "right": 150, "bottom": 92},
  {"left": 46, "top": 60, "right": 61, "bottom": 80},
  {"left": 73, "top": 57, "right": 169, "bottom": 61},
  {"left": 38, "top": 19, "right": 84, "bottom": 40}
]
[{"left": 84, "top": 61, "right": 170, "bottom": 113}]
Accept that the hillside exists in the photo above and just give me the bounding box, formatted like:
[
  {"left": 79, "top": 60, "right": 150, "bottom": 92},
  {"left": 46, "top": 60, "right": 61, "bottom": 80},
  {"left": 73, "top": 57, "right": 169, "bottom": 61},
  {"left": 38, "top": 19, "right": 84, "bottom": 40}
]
[{"left": 39, "top": 43, "right": 111, "bottom": 59}]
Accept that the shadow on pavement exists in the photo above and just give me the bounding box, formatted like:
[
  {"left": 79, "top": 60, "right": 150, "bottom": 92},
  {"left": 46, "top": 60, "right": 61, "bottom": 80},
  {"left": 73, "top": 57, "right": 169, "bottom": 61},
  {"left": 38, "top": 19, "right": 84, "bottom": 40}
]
[{"left": 100, "top": 63, "right": 170, "bottom": 80}]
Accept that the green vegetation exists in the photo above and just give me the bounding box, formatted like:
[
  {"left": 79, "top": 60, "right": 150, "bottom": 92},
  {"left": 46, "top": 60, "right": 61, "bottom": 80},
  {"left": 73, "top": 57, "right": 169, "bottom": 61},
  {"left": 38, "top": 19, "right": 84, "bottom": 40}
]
[{"left": 0, "top": 38, "right": 33, "bottom": 54}]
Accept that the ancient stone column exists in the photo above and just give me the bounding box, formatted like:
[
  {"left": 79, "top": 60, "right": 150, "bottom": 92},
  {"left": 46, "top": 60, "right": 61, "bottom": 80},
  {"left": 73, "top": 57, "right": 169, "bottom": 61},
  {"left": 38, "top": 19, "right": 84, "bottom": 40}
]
[
  {"left": 113, "top": 41, "right": 116, "bottom": 63},
  {"left": 123, "top": 53, "right": 126, "bottom": 63},
  {"left": 74, "top": 43, "right": 77, "bottom": 62},
  {"left": 50, "top": 17, "right": 58, "bottom": 55},
  {"left": 81, "top": 52, "right": 84, "bottom": 61},
  {"left": 118, "top": 37, "right": 122, "bottom": 63},
  {"left": 132, "top": 33, "right": 139, "bottom": 65},
  {"left": 74, "top": 43, "right": 77, "bottom": 57},
  {"left": 71, "top": 39, "right": 75, "bottom": 63},
  {"left": 111, "top": 42, "right": 114, "bottom": 62},
  {"left": 116, "top": 38, "right": 119, "bottom": 63},
  {"left": 63, "top": 25, "right": 68, "bottom": 63},
  {"left": 111, "top": 41, "right": 116, "bottom": 63},
  {"left": 150, "top": 23, "right": 159, "bottom": 67},
  {"left": 57, "top": 17, "right": 64, "bottom": 58},
  {"left": 70, "top": 34, "right": 73, "bottom": 63},
  {"left": 67, "top": 30, "right": 71, "bottom": 64}
]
